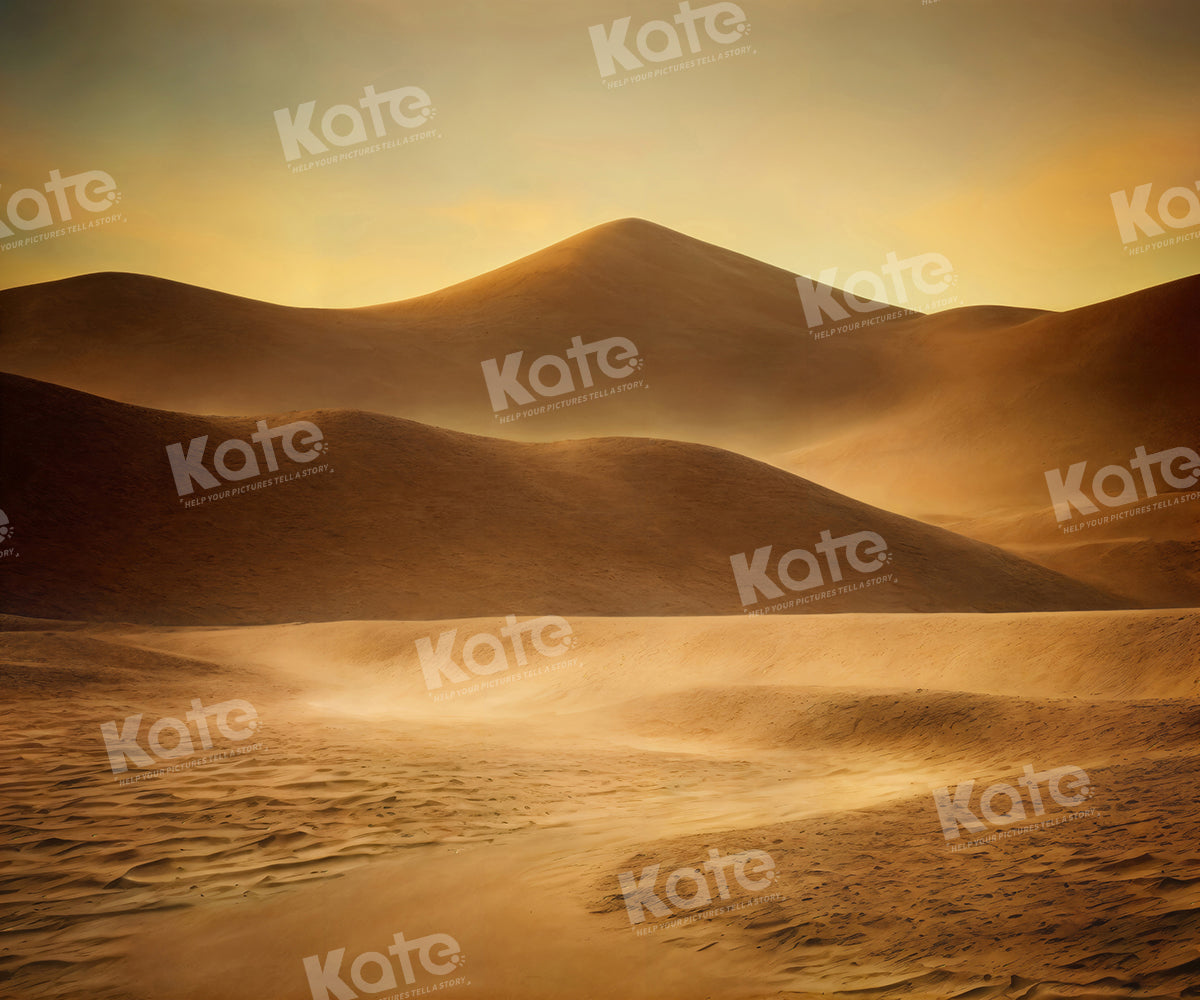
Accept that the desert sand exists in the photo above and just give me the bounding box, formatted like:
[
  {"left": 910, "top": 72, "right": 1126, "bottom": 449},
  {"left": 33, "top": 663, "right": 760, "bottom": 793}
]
[
  {"left": 0, "top": 221, "right": 1197, "bottom": 999},
  {"left": 2, "top": 611, "right": 1199, "bottom": 999}
]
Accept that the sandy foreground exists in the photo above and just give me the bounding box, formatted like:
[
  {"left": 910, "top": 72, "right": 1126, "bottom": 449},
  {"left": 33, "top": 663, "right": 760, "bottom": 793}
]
[{"left": 1, "top": 610, "right": 1199, "bottom": 999}]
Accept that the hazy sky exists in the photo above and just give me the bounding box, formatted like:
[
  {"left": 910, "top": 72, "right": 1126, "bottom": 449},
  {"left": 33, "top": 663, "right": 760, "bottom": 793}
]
[{"left": 1, "top": 0, "right": 1198, "bottom": 311}]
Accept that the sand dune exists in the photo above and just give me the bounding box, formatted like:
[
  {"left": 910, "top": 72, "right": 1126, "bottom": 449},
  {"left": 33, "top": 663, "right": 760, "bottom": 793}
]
[
  {"left": 2, "top": 610, "right": 1197, "bottom": 999},
  {"left": 0, "top": 219, "right": 915, "bottom": 450},
  {"left": 777, "top": 281, "right": 1200, "bottom": 606},
  {"left": 0, "top": 372, "right": 1128, "bottom": 625},
  {"left": 0, "top": 221, "right": 1193, "bottom": 495},
  {"left": 2, "top": 219, "right": 1194, "bottom": 607},
  {"left": 113, "top": 609, "right": 1200, "bottom": 705},
  {"left": 779, "top": 276, "right": 1200, "bottom": 509}
]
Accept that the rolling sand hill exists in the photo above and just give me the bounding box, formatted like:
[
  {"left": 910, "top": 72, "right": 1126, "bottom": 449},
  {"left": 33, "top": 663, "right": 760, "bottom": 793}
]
[
  {"left": 0, "top": 220, "right": 1195, "bottom": 498},
  {"left": 0, "top": 219, "right": 915, "bottom": 450},
  {"left": 0, "top": 372, "right": 1127, "bottom": 624},
  {"left": 779, "top": 278, "right": 1200, "bottom": 607},
  {"left": 1, "top": 220, "right": 1195, "bottom": 606},
  {"left": 2, "top": 609, "right": 1198, "bottom": 999}
]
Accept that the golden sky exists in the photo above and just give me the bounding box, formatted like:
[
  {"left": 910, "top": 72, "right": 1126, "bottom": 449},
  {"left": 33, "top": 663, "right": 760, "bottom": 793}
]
[{"left": 1, "top": 0, "right": 1198, "bottom": 311}]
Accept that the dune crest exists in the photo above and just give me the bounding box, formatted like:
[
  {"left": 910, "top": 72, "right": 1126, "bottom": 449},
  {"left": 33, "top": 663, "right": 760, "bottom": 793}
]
[{"left": 0, "top": 372, "right": 1129, "bottom": 625}]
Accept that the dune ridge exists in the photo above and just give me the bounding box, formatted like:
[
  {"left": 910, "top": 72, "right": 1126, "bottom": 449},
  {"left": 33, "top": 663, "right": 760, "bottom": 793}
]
[
  {"left": 2, "top": 219, "right": 1195, "bottom": 607},
  {"left": 0, "top": 372, "right": 1130, "bottom": 625}
]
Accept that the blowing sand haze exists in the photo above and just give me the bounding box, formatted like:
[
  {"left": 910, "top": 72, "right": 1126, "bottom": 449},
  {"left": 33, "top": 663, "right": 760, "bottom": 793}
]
[{"left": 2, "top": 4, "right": 1200, "bottom": 995}]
